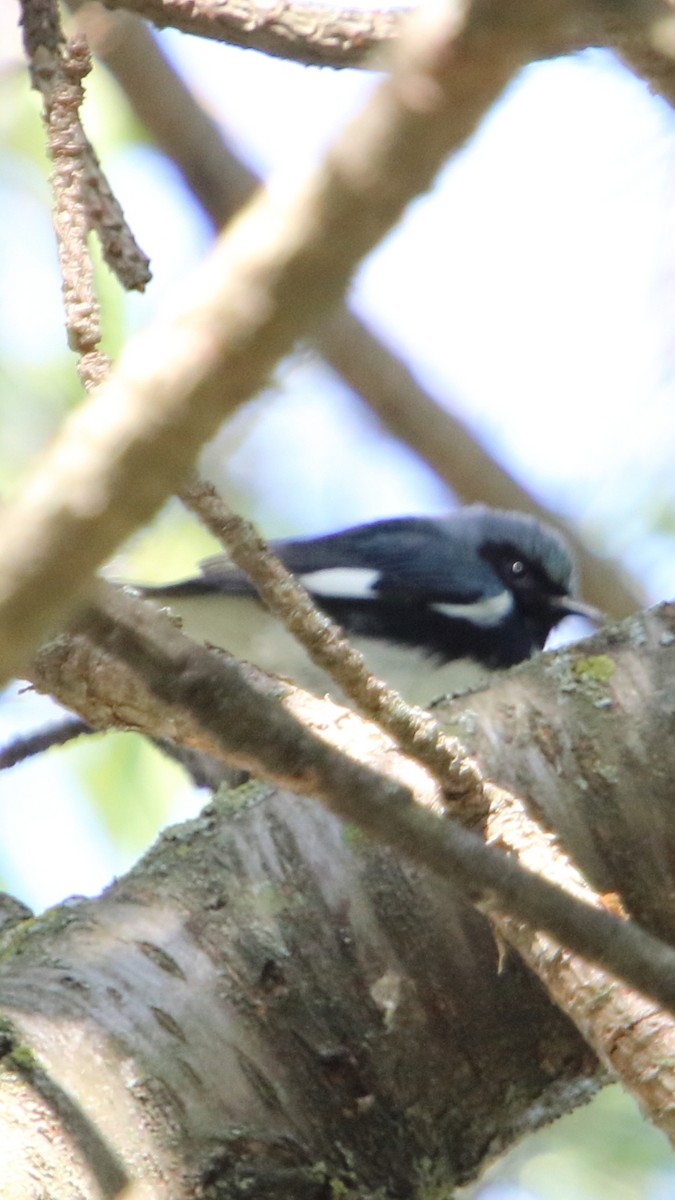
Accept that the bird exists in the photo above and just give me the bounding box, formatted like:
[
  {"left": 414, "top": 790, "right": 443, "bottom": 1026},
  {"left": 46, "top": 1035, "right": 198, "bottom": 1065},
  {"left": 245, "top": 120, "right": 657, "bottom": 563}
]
[{"left": 136, "top": 506, "right": 602, "bottom": 707}]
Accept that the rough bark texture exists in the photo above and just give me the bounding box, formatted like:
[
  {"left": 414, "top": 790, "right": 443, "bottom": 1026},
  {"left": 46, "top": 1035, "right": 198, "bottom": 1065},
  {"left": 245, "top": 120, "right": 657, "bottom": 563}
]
[
  {"left": 2, "top": 606, "right": 675, "bottom": 1195},
  {"left": 0, "top": 786, "right": 599, "bottom": 1199},
  {"left": 440, "top": 604, "right": 675, "bottom": 942}
]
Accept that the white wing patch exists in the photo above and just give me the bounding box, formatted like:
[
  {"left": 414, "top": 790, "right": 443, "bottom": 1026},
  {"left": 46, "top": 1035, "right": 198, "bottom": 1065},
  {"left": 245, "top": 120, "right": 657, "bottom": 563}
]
[
  {"left": 299, "top": 567, "right": 381, "bottom": 600},
  {"left": 431, "top": 590, "right": 512, "bottom": 627}
]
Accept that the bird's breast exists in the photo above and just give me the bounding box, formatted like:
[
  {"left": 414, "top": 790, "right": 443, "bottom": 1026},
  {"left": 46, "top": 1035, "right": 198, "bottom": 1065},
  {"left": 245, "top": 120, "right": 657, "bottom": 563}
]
[{"left": 143, "top": 591, "right": 493, "bottom": 708}]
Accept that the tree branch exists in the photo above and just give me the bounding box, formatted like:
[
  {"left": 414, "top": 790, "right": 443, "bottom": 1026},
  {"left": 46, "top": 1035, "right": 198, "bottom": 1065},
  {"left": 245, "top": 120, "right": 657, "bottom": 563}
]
[
  {"left": 0, "top": 0, "right": 576, "bottom": 686},
  {"left": 83, "top": 0, "right": 675, "bottom": 92},
  {"left": 0, "top": 780, "right": 600, "bottom": 1194},
  {"left": 0, "top": 716, "right": 95, "bottom": 769},
  {"left": 40, "top": 585, "right": 675, "bottom": 1021},
  {"left": 20, "top": 0, "right": 150, "bottom": 390},
  {"left": 436, "top": 609, "right": 675, "bottom": 1135},
  {"left": 75, "top": 5, "right": 644, "bottom": 621},
  {"left": 178, "top": 477, "right": 484, "bottom": 807},
  {"left": 98, "top": 0, "right": 403, "bottom": 68},
  {"left": 29, "top": 586, "right": 675, "bottom": 1136}
]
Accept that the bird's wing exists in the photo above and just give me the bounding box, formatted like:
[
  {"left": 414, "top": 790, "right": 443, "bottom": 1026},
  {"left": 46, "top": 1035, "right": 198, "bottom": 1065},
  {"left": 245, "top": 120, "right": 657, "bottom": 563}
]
[{"left": 197, "top": 517, "right": 489, "bottom": 605}]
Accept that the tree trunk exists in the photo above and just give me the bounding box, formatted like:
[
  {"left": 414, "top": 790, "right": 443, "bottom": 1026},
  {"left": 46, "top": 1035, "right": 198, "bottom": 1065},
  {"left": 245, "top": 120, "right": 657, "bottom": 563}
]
[
  {"left": 0, "top": 785, "right": 597, "bottom": 1198},
  {"left": 3, "top": 604, "right": 675, "bottom": 1197}
]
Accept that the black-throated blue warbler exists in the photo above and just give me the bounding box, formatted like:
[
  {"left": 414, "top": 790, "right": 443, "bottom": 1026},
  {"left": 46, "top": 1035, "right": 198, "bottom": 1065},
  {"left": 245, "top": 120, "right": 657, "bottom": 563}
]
[{"left": 137, "top": 506, "right": 601, "bottom": 706}]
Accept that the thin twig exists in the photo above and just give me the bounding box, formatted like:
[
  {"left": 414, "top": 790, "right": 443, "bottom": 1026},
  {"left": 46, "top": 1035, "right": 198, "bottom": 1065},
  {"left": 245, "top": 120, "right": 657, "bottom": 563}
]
[
  {"left": 80, "top": 139, "right": 152, "bottom": 293},
  {"left": 0, "top": 716, "right": 95, "bottom": 769},
  {"left": 0, "top": 708, "right": 241, "bottom": 789},
  {"left": 20, "top": 0, "right": 150, "bottom": 389},
  {"left": 22, "top": 4, "right": 107, "bottom": 388},
  {"left": 178, "top": 477, "right": 485, "bottom": 808}
]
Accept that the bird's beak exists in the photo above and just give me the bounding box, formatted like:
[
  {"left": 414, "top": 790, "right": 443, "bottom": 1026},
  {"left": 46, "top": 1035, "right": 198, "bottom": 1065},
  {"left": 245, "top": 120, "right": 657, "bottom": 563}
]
[{"left": 549, "top": 595, "right": 605, "bottom": 625}]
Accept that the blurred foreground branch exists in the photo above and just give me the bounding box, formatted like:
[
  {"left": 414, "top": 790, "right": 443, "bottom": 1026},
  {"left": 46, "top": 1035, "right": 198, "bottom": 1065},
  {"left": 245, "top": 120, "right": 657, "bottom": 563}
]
[
  {"left": 77, "top": 5, "right": 644, "bottom": 619},
  {"left": 0, "top": 0, "right": 579, "bottom": 685}
]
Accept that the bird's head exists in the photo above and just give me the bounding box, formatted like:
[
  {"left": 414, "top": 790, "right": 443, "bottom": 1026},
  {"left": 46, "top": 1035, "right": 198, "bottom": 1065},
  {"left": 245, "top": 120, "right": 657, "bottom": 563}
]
[{"left": 442, "top": 507, "right": 602, "bottom": 660}]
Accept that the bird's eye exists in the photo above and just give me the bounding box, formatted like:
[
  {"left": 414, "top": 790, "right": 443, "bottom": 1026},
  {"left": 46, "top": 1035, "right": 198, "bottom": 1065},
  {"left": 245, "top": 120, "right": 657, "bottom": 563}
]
[{"left": 510, "top": 560, "right": 526, "bottom": 578}]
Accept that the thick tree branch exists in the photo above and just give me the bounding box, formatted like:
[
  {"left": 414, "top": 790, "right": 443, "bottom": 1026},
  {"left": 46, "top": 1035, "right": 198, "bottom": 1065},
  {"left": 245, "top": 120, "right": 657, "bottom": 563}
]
[
  {"left": 88, "top": 0, "right": 675, "bottom": 88},
  {"left": 27, "top": 586, "right": 675, "bottom": 1137},
  {"left": 40, "top": 585, "right": 675, "bottom": 1025},
  {"left": 96, "top": 0, "right": 402, "bottom": 68},
  {"left": 0, "top": 784, "right": 600, "bottom": 1196},
  {"left": 436, "top": 608, "right": 675, "bottom": 1134}
]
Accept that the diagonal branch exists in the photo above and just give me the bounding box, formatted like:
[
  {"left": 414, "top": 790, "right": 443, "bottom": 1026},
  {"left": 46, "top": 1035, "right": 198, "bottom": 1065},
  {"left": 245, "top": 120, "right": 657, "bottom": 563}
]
[
  {"left": 64, "top": 585, "right": 675, "bottom": 1038},
  {"left": 75, "top": 5, "right": 644, "bottom": 620},
  {"left": 178, "top": 476, "right": 485, "bottom": 807},
  {"left": 29, "top": 586, "right": 675, "bottom": 1139},
  {"left": 0, "top": 0, "right": 577, "bottom": 687}
]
